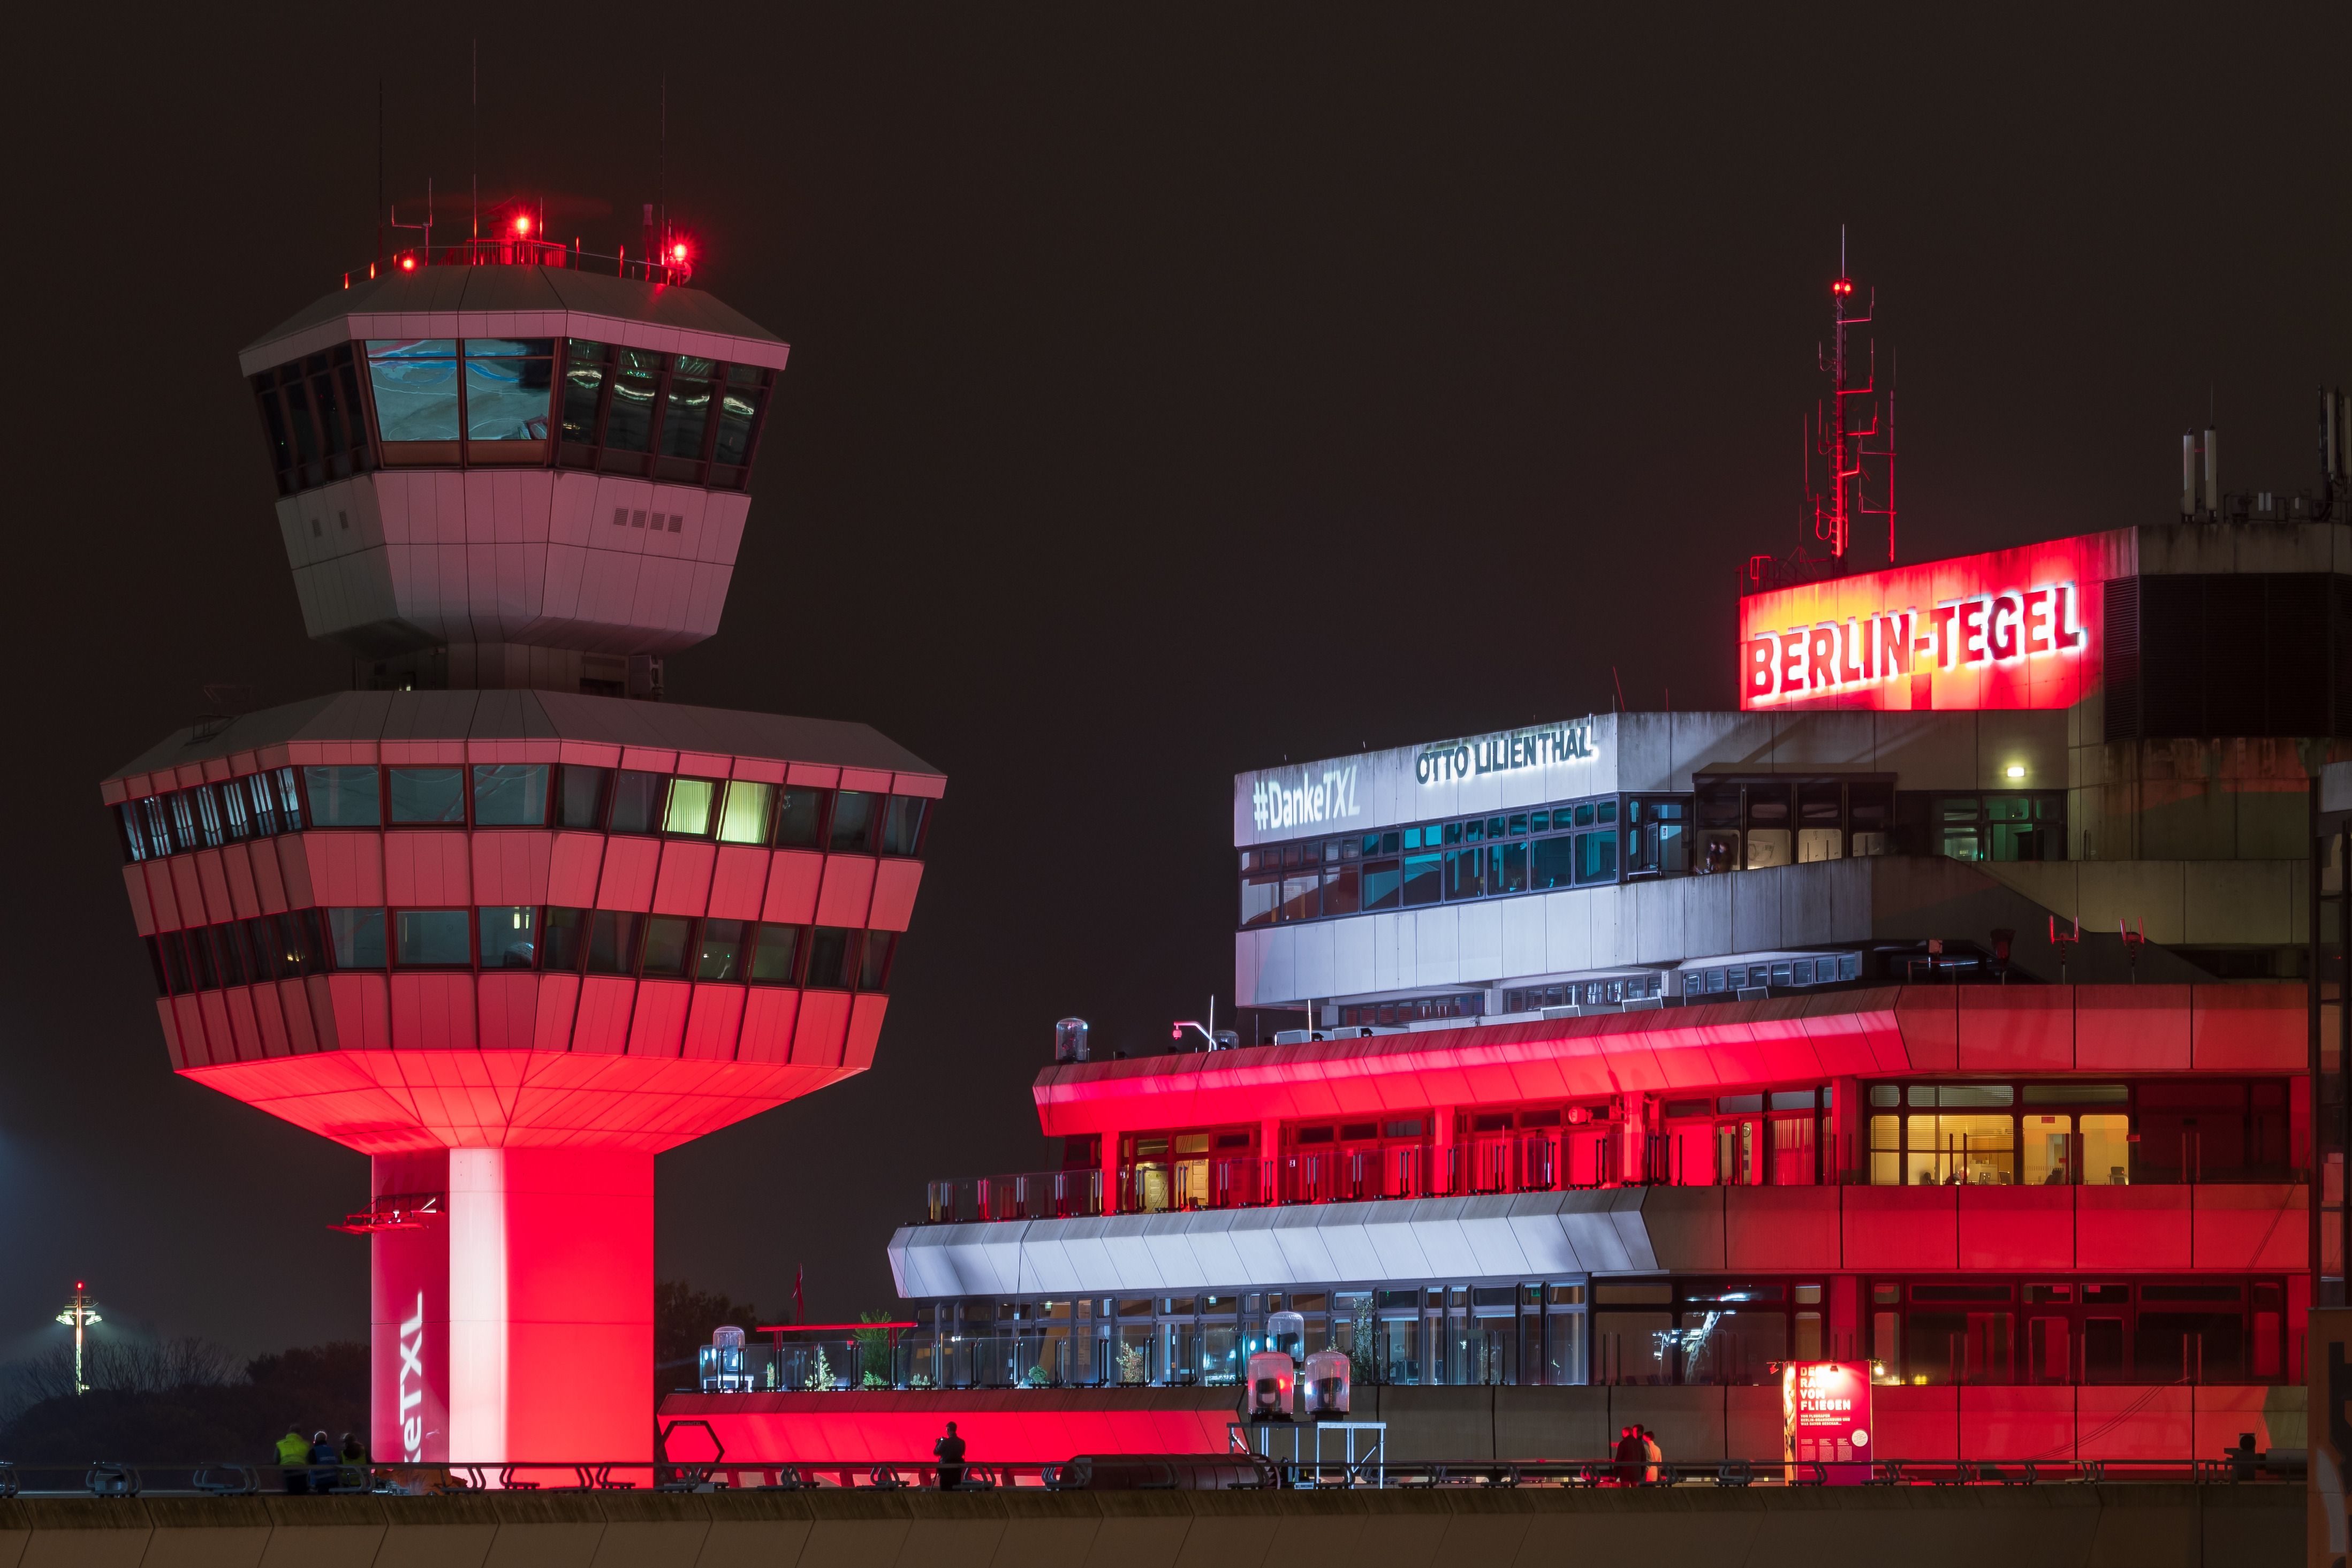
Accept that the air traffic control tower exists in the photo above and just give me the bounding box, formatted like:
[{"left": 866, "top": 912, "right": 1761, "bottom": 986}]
[{"left": 97, "top": 229, "right": 940, "bottom": 1466}]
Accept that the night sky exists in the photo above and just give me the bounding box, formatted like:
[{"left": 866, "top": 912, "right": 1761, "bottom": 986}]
[{"left": 4, "top": 6, "right": 2348, "bottom": 1360}]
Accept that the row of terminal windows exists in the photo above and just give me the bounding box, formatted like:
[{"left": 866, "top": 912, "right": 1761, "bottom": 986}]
[
  {"left": 911, "top": 1274, "right": 2288, "bottom": 1388},
  {"left": 1594, "top": 1275, "right": 2288, "bottom": 1387},
  {"left": 1333, "top": 993, "right": 1486, "bottom": 1028},
  {"left": 1338, "top": 959, "right": 1854, "bottom": 1033},
  {"left": 1864, "top": 1079, "right": 2290, "bottom": 1186},
  {"left": 147, "top": 906, "right": 894, "bottom": 996},
  {"left": 1242, "top": 785, "right": 2067, "bottom": 928},
  {"left": 117, "top": 764, "right": 930, "bottom": 863},
  {"left": 1097, "top": 1078, "right": 2290, "bottom": 1192},
  {"left": 1241, "top": 795, "right": 1687, "bottom": 928},
  {"left": 1499, "top": 974, "right": 1669, "bottom": 1013},
  {"left": 252, "top": 338, "right": 772, "bottom": 495}
]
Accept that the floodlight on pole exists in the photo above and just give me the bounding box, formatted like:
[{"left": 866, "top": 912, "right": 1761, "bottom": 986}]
[{"left": 55, "top": 1282, "right": 101, "bottom": 1395}]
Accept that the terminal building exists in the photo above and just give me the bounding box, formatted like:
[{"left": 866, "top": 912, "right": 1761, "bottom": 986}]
[{"left": 882, "top": 507, "right": 2342, "bottom": 1446}]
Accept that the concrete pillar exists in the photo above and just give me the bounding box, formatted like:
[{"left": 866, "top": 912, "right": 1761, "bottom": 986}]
[
  {"left": 1100, "top": 1131, "right": 1121, "bottom": 1215},
  {"left": 1433, "top": 1106, "right": 1457, "bottom": 1193},
  {"left": 1831, "top": 1074, "right": 1864, "bottom": 1183},
  {"left": 1260, "top": 1118, "right": 1282, "bottom": 1203},
  {"left": 373, "top": 1146, "right": 654, "bottom": 1467}
]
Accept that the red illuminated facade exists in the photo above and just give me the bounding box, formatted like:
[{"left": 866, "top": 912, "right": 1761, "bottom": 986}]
[{"left": 102, "top": 242, "right": 940, "bottom": 1466}]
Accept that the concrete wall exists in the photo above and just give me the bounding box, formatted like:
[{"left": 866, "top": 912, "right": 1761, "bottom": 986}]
[
  {"left": 1235, "top": 850, "right": 2291, "bottom": 1006},
  {"left": 0, "top": 1485, "right": 2298, "bottom": 1568}
]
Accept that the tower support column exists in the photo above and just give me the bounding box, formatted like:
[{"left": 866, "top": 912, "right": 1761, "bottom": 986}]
[{"left": 371, "top": 1147, "right": 654, "bottom": 1467}]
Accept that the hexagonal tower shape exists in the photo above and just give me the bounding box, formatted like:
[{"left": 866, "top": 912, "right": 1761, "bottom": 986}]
[{"left": 98, "top": 246, "right": 940, "bottom": 1469}]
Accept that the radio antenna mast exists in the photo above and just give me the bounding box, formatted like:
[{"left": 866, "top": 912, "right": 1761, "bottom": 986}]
[{"left": 1807, "top": 225, "right": 1898, "bottom": 569}]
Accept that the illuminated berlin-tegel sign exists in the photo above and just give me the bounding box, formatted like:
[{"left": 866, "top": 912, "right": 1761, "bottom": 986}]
[
  {"left": 1745, "top": 581, "right": 2086, "bottom": 703},
  {"left": 1416, "top": 720, "right": 1596, "bottom": 786}
]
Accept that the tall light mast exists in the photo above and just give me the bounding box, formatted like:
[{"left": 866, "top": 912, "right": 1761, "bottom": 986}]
[{"left": 55, "top": 1282, "right": 101, "bottom": 1395}]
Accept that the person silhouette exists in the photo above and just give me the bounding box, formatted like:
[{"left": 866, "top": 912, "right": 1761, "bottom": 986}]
[{"left": 933, "top": 1421, "right": 967, "bottom": 1489}]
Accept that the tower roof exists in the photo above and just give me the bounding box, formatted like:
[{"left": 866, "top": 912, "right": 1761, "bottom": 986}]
[
  {"left": 240, "top": 265, "right": 788, "bottom": 377},
  {"left": 103, "top": 689, "right": 939, "bottom": 790}
]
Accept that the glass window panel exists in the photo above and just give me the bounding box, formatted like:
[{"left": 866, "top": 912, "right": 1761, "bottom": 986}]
[
  {"left": 479, "top": 905, "right": 537, "bottom": 969},
  {"left": 608, "top": 771, "right": 666, "bottom": 834},
  {"left": 1907, "top": 1113, "right": 2016, "bottom": 1185},
  {"left": 388, "top": 766, "right": 466, "bottom": 824},
  {"left": 282, "top": 372, "right": 321, "bottom": 474},
  {"left": 806, "top": 926, "right": 855, "bottom": 989},
  {"left": 641, "top": 915, "right": 695, "bottom": 977},
  {"left": 255, "top": 378, "right": 293, "bottom": 481},
  {"left": 830, "top": 790, "right": 878, "bottom": 853},
  {"left": 218, "top": 780, "right": 252, "bottom": 841},
  {"left": 659, "top": 356, "right": 715, "bottom": 460},
  {"left": 216, "top": 922, "right": 256, "bottom": 987},
  {"left": 601, "top": 348, "right": 663, "bottom": 452},
  {"left": 560, "top": 340, "right": 608, "bottom": 447},
  {"left": 328, "top": 907, "right": 387, "bottom": 969},
  {"left": 193, "top": 787, "right": 225, "bottom": 848},
  {"left": 860, "top": 931, "right": 896, "bottom": 991},
  {"left": 472, "top": 764, "right": 549, "bottom": 826},
  {"left": 715, "top": 780, "right": 772, "bottom": 844},
  {"left": 1401, "top": 852, "right": 1443, "bottom": 907},
  {"left": 1491, "top": 841, "right": 1528, "bottom": 894},
  {"left": 304, "top": 766, "right": 381, "bottom": 826},
  {"left": 2082, "top": 1114, "right": 2131, "bottom": 1186},
  {"left": 880, "top": 795, "right": 929, "bottom": 856},
  {"left": 541, "top": 907, "right": 588, "bottom": 972},
  {"left": 774, "top": 787, "right": 830, "bottom": 848},
  {"left": 140, "top": 799, "right": 171, "bottom": 860},
  {"left": 156, "top": 931, "right": 192, "bottom": 993},
  {"left": 749, "top": 923, "right": 803, "bottom": 984},
  {"left": 462, "top": 339, "right": 555, "bottom": 440},
  {"left": 366, "top": 340, "right": 461, "bottom": 441},
  {"left": 2024, "top": 1083, "right": 2130, "bottom": 1104},
  {"left": 712, "top": 368, "right": 765, "bottom": 469},
  {"left": 186, "top": 927, "right": 222, "bottom": 989},
  {"left": 311, "top": 358, "right": 353, "bottom": 461},
  {"left": 1322, "top": 861, "right": 1361, "bottom": 916},
  {"left": 665, "top": 778, "right": 719, "bottom": 836},
  {"left": 1280, "top": 873, "right": 1319, "bottom": 920},
  {"left": 1361, "top": 858, "right": 1401, "bottom": 911},
  {"left": 394, "top": 909, "right": 471, "bottom": 966},
  {"left": 1530, "top": 835, "right": 1575, "bottom": 889},
  {"left": 697, "top": 918, "right": 747, "bottom": 981},
  {"left": 1575, "top": 829, "right": 1618, "bottom": 884},
  {"left": 558, "top": 765, "right": 611, "bottom": 829},
  {"left": 274, "top": 768, "right": 305, "bottom": 830},
  {"left": 1240, "top": 873, "right": 1280, "bottom": 928},
  {"left": 1444, "top": 847, "right": 1483, "bottom": 901},
  {"left": 586, "top": 910, "right": 643, "bottom": 975},
  {"left": 2022, "top": 1113, "right": 2073, "bottom": 1185}
]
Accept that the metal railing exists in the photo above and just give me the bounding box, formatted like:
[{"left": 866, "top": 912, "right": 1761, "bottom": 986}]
[{"left": 0, "top": 1449, "right": 2300, "bottom": 1498}]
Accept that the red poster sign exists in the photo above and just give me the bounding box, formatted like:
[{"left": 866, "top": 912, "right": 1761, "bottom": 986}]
[
  {"left": 1782, "top": 1359, "right": 1873, "bottom": 1483},
  {"left": 1738, "top": 533, "right": 2114, "bottom": 712}
]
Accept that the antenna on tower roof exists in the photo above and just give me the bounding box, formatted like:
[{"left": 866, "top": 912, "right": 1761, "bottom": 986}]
[
  {"left": 469, "top": 39, "right": 479, "bottom": 243},
  {"left": 1805, "top": 225, "right": 1898, "bottom": 571}
]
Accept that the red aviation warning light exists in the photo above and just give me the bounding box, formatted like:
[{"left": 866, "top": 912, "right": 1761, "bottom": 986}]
[{"left": 513, "top": 214, "right": 533, "bottom": 236}]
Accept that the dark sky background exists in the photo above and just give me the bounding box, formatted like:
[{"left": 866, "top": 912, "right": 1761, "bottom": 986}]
[{"left": 3, "top": 5, "right": 2348, "bottom": 1361}]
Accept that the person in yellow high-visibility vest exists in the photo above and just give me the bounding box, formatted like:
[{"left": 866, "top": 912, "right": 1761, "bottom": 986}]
[{"left": 275, "top": 1425, "right": 313, "bottom": 1494}]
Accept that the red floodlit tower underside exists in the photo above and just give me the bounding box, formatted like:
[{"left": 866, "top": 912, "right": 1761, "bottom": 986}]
[{"left": 102, "top": 252, "right": 942, "bottom": 1469}]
